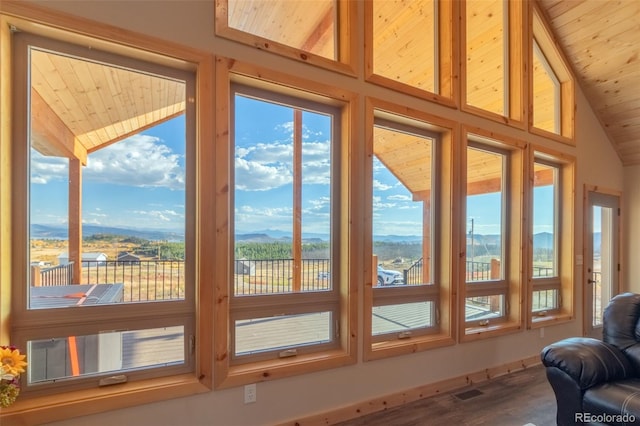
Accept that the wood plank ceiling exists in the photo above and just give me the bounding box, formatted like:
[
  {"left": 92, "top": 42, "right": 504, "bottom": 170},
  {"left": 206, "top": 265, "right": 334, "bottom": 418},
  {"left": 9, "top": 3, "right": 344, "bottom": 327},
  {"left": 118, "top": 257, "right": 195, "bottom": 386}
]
[
  {"left": 538, "top": 0, "right": 640, "bottom": 165},
  {"left": 228, "top": 0, "right": 640, "bottom": 167},
  {"left": 30, "top": 48, "right": 186, "bottom": 164}
]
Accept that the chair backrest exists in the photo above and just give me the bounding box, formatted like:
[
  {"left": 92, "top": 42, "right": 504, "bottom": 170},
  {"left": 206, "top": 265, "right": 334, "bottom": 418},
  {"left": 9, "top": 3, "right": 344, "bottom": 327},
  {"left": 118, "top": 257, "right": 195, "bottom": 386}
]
[{"left": 603, "top": 292, "right": 640, "bottom": 350}]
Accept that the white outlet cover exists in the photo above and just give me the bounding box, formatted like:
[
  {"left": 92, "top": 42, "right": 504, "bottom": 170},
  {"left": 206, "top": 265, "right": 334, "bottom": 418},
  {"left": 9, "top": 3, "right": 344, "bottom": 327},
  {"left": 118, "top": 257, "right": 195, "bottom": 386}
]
[{"left": 244, "top": 383, "right": 257, "bottom": 404}]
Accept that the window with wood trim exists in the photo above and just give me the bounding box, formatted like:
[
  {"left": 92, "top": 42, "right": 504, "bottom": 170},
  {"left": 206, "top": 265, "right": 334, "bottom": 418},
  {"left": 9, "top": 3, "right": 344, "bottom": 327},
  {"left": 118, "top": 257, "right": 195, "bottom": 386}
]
[
  {"left": 529, "top": 148, "right": 574, "bottom": 326},
  {"left": 364, "top": 100, "right": 455, "bottom": 360},
  {"left": 462, "top": 0, "right": 524, "bottom": 122},
  {"left": 370, "top": 119, "right": 438, "bottom": 340},
  {"left": 462, "top": 130, "right": 525, "bottom": 337},
  {"left": 531, "top": 5, "right": 574, "bottom": 140},
  {"left": 230, "top": 83, "right": 341, "bottom": 364},
  {"left": 11, "top": 32, "right": 196, "bottom": 395},
  {"left": 465, "top": 144, "right": 508, "bottom": 325},
  {"left": 366, "top": 0, "right": 455, "bottom": 102}
]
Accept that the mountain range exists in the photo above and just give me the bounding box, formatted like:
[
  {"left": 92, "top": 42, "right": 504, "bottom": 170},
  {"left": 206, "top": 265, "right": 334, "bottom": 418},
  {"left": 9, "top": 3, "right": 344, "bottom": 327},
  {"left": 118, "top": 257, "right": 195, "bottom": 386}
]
[{"left": 31, "top": 224, "right": 599, "bottom": 252}]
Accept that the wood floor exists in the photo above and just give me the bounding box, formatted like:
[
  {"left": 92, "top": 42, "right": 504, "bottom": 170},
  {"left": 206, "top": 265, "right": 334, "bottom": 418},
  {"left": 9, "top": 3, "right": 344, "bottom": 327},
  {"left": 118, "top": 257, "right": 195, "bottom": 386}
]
[{"left": 336, "top": 364, "right": 557, "bottom": 426}]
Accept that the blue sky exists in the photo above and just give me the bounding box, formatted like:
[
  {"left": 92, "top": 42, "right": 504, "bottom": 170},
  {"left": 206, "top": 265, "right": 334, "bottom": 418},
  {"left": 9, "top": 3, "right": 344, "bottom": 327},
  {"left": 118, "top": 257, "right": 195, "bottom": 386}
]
[
  {"left": 30, "top": 98, "right": 555, "bottom": 239},
  {"left": 30, "top": 116, "right": 186, "bottom": 232}
]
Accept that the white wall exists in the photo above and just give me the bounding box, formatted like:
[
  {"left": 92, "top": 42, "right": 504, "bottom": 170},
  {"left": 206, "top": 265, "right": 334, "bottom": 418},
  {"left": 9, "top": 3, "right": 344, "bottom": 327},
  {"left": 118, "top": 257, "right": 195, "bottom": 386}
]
[
  {"left": 18, "top": 1, "right": 625, "bottom": 425},
  {"left": 624, "top": 165, "right": 640, "bottom": 293}
]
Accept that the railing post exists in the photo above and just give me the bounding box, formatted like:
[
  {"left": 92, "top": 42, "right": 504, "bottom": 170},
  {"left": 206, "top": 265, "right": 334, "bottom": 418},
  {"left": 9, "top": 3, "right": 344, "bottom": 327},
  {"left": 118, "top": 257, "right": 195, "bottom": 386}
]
[
  {"left": 490, "top": 258, "right": 500, "bottom": 279},
  {"left": 31, "top": 265, "right": 42, "bottom": 287}
]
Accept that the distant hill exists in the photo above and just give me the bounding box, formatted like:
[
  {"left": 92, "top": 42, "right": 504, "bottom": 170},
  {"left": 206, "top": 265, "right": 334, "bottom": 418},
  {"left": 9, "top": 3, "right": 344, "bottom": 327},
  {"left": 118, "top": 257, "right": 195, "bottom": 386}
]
[{"left": 31, "top": 224, "right": 184, "bottom": 242}]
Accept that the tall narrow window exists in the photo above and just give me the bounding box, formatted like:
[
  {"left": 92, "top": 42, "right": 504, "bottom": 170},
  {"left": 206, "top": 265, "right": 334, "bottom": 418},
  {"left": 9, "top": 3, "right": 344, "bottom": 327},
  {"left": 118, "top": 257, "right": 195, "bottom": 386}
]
[
  {"left": 531, "top": 160, "right": 560, "bottom": 314},
  {"left": 13, "top": 33, "right": 195, "bottom": 393},
  {"left": 465, "top": 0, "right": 507, "bottom": 116},
  {"left": 370, "top": 120, "right": 438, "bottom": 341},
  {"left": 231, "top": 84, "right": 340, "bottom": 363},
  {"left": 465, "top": 145, "right": 507, "bottom": 324}
]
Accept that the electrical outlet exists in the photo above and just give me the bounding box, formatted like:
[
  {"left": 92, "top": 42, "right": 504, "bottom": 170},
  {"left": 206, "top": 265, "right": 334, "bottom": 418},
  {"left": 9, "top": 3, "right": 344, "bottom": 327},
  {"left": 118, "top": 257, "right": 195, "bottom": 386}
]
[{"left": 244, "top": 383, "right": 257, "bottom": 404}]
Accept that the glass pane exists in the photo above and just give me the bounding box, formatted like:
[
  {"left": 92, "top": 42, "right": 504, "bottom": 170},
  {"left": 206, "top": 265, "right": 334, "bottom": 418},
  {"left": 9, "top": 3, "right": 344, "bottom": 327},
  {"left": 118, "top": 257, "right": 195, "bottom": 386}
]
[
  {"left": 466, "top": 0, "right": 506, "bottom": 115},
  {"left": 28, "top": 326, "right": 184, "bottom": 384},
  {"left": 373, "top": 0, "right": 437, "bottom": 93},
  {"left": 592, "top": 206, "right": 613, "bottom": 327},
  {"left": 372, "top": 301, "right": 435, "bottom": 335},
  {"left": 465, "top": 295, "right": 504, "bottom": 321},
  {"left": 532, "top": 289, "right": 558, "bottom": 312},
  {"left": 466, "top": 147, "right": 504, "bottom": 282},
  {"left": 533, "top": 42, "right": 560, "bottom": 134},
  {"left": 227, "top": 0, "right": 337, "bottom": 60},
  {"left": 28, "top": 48, "right": 187, "bottom": 309},
  {"left": 234, "top": 312, "right": 332, "bottom": 356},
  {"left": 234, "top": 94, "right": 333, "bottom": 295},
  {"left": 372, "top": 125, "right": 434, "bottom": 287},
  {"left": 533, "top": 162, "right": 558, "bottom": 278}
]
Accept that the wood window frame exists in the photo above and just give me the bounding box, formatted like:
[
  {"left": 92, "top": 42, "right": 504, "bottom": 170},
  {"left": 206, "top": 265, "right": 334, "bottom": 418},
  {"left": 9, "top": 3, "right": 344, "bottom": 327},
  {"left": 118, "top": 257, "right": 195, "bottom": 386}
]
[
  {"left": 214, "top": 0, "right": 357, "bottom": 76},
  {"left": 529, "top": 2, "right": 575, "bottom": 144},
  {"left": 364, "top": 0, "right": 457, "bottom": 107},
  {"left": 460, "top": 0, "right": 526, "bottom": 128},
  {"left": 0, "top": 4, "right": 214, "bottom": 424},
  {"left": 213, "top": 58, "right": 357, "bottom": 389},
  {"left": 527, "top": 146, "right": 575, "bottom": 329},
  {"left": 460, "top": 127, "right": 525, "bottom": 342},
  {"left": 363, "top": 98, "right": 456, "bottom": 361}
]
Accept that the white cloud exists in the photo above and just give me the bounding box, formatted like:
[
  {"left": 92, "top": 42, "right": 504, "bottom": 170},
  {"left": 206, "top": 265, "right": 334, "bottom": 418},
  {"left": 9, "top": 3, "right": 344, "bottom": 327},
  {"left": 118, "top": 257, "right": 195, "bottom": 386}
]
[
  {"left": 235, "top": 140, "right": 331, "bottom": 191},
  {"left": 373, "top": 180, "right": 393, "bottom": 191},
  {"left": 132, "top": 209, "right": 184, "bottom": 222},
  {"left": 388, "top": 194, "right": 412, "bottom": 201},
  {"left": 84, "top": 135, "right": 184, "bottom": 190},
  {"left": 30, "top": 135, "right": 185, "bottom": 190},
  {"left": 275, "top": 121, "right": 324, "bottom": 140},
  {"left": 30, "top": 151, "right": 68, "bottom": 184}
]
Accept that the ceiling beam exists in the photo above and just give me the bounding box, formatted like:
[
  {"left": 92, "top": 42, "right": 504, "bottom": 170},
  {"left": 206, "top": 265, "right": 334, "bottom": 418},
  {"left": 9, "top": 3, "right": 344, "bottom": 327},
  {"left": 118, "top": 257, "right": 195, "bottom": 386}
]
[{"left": 30, "top": 88, "right": 87, "bottom": 165}]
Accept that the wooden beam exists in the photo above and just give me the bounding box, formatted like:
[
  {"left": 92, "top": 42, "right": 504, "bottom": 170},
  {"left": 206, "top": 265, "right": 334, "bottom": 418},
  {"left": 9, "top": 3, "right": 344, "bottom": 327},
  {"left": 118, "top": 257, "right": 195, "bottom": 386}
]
[
  {"left": 69, "top": 158, "right": 82, "bottom": 284},
  {"left": 300, "top": 5, "right": 334, "bottom": 54},
  {"left": 31, "top": 88, "right": 87, "bottom": 165},
  {"left": 292, "top": 109, "right": 302, "bottom": 292},
  {"left": 466, "top": 176, "right": 502, "bottom": 196}
]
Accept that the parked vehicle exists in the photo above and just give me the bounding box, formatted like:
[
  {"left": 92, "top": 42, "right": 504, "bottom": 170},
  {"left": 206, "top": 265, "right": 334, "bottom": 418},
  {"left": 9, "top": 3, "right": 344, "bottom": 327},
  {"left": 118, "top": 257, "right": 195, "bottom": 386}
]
[{"left": 377, "top": 264, "right": 404, "bottom": 286}]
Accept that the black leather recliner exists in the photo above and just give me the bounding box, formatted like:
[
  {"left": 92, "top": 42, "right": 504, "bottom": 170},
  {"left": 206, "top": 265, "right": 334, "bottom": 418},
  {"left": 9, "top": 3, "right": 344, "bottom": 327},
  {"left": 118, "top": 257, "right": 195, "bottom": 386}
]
[{"left": 542, "top": 292, "right": 640, "bottom": 425}]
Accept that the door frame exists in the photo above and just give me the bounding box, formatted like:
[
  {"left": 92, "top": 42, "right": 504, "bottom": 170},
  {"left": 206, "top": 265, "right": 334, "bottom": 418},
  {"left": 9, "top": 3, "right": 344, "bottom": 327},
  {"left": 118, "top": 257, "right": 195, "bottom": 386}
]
[{"left": 583, "top": 185, "right": 622, "bottom": 337}]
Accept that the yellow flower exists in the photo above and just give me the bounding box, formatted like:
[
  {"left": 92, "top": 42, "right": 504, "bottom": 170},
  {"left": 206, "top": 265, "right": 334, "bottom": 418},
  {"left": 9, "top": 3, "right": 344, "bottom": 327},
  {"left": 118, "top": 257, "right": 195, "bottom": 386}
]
[{"left": 0, "top": 347, "right": 27, "bottom": 377}]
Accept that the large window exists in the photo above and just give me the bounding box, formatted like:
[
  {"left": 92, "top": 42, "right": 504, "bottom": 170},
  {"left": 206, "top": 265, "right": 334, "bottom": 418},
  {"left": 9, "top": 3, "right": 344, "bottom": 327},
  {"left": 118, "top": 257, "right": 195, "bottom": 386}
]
[
  {"left": 11, "top": 33, "right": 196, "bottom": 395},
  {"left": 214, "top": 61, "right": 355, "bottom": 388},
  {"left": 462, "top": 130, "right": 525, "bottom": 338},
  {"left": 364, "top": 100, "right": 455, "bottom": 360},
  {"left": 230, "top": 84, "right": 340, "bottom": 363},
  {"left": 528, "top": 148, "right": 574, "bottom": 327},
  {"left": 465, "top": 145, "right": 507, "bottom": 325},
  {"left": 370, "top": 120, "right": 438, "bottom": 340}
]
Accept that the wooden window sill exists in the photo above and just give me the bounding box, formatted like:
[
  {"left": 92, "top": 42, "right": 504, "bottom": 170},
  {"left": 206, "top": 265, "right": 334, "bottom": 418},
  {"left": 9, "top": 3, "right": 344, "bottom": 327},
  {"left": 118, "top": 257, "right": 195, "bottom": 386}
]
[{"left": 0, "top": 374, "right": 210, "bottom": 426}]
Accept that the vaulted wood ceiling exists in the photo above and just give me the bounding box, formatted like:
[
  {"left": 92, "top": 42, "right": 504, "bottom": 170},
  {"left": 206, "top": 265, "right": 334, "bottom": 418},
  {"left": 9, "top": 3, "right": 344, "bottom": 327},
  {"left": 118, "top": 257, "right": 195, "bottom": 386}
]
[
  {"left": 539, "top": 0, "right": 640, "bottom": 166},
  {"left": 228, "top": 0, "right": 640, "bottom": 166}
]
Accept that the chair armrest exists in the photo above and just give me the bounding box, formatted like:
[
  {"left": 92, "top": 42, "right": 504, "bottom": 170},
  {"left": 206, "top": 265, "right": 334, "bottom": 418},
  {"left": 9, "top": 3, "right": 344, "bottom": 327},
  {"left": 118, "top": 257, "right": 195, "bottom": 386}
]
[{"left": 541, "top": 337, "right": 635, "bottom": 390}]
